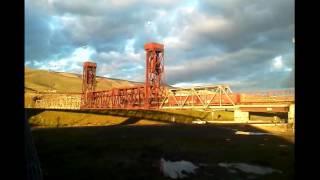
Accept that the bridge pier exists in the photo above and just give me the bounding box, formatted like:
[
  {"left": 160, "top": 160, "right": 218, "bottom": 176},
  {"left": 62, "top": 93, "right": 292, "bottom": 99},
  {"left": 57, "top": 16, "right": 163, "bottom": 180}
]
[
  {"left": 234, "top": 109, "right": 249, "bottom": 123},
  {"left": 288, "top": 104, "right": 295, "bottom": 132},
  {"left": 288, "top": 104, "right": 295, "bottom": 124}
]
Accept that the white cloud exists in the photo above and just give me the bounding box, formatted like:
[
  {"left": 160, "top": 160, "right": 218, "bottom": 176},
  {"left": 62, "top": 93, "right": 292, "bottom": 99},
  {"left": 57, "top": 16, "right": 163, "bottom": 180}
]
[
  {"left": 163, "top": 36, "right": 187, "bottom": 50},
  {"left": 193, "top": 17, "right": 230, "bottom": 34},
  {"left": 92, "top": 39, "right": 145, "bottom": 81},
  {"left": 171, "top": 82, "right": 211, "bottom": 88},
  {"left": 273, "top": 56, "right": 283, "bottom": 69},
  {"left": 144, "top": 20, "right": 158, "bottom": 36},
  {"left": 33, "top": 60, "right": 44, "bottom": 67},
  {"left": 33, "top": 46, "right": 96, "bottom": 73},
  {"left": 26, "top": 0, "right": 294, "bottom": 90},
  {"left": 284, "top": 67, "right": 292, "bottom": 72},
  {"left": 124, "top": 38, "right": 142, "bottom": 61}
]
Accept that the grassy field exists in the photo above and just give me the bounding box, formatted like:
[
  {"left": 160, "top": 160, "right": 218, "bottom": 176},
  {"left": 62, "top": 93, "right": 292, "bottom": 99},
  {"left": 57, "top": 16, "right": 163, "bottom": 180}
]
[{"left": 27, "top": 109, "right": 294, "bottom": 180}]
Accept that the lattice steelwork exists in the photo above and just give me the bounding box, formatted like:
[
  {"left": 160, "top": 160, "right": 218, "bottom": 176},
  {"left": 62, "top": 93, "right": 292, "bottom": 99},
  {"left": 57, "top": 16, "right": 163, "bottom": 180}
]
[
  {"left": 34, "top": 93, "right": 81, "bottom": 109},
  {"left": 80, "top": 42, "right": 165, "bottom": 109},
  {"left": 81, "top": 61, "right": 97, "bottom": 108},
  {"left": 81, "top": 86, "right": 146, "bottom": 109},
  {"left": 144, "top": 42, "right": 165, "bottom": 109},
  {"left": 160, "top": 85, "right": 239, "bottom": 110}
]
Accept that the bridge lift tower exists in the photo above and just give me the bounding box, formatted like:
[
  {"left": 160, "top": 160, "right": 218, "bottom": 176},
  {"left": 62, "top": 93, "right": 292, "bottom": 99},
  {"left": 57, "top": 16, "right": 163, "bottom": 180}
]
[
  {"left": 81, "top": 61, "right": 97, "bottom": 107},
  {"left": 144, "top": 42, "right": 165, "bottom": 109}
]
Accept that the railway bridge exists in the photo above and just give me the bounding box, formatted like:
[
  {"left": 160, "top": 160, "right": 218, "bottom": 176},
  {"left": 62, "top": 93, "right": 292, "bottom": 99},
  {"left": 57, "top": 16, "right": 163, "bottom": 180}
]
[{"left": 28, "top": 42, "right": 295, "bottom": 123}]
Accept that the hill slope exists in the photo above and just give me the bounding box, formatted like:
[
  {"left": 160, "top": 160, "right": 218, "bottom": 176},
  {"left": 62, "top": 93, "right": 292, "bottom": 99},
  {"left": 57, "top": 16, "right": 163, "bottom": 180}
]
[{"left": 25, "top": 67, "right": 142, "bottom": 93}]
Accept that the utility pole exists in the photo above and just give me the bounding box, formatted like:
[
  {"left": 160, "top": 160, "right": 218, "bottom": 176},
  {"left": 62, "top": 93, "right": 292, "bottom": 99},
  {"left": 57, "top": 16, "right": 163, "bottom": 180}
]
[{"left": 48, "top": 65, "right": 56, "bottom": 92}]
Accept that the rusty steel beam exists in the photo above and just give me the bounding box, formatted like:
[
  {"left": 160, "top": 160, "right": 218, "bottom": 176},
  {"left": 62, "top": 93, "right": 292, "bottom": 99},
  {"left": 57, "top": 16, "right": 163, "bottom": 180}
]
[{"left": 81, "top": 86, "right": 146, "bottom": 109}]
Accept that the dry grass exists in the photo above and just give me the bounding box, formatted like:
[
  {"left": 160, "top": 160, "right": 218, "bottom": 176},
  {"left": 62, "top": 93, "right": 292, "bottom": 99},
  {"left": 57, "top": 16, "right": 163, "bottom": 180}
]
[{"left": 25, "top": 67, "right": 142, "bottom": 93}]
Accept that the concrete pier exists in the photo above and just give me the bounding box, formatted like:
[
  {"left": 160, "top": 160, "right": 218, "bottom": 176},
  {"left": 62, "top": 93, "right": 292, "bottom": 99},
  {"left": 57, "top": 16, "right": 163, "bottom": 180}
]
[
  {"left": 288, "top": 104, "right": 295, "bottom": 124},
  {"left": 288, "top": 104, "right": 295, "bottom": 133},
  {"left": 234, "top": 109, "right": 249, "bottom": 123}
]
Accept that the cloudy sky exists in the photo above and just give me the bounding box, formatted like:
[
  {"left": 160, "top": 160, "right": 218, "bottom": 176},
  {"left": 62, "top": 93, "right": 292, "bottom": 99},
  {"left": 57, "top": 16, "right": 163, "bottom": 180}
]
[{"left": 25, "top": 0, "right": 294, "bottom": 91}]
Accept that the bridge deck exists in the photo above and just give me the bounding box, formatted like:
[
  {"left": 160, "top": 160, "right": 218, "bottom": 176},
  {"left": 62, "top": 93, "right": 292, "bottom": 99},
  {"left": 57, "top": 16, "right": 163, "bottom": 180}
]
[{"left": 28, "top": 88, "right": 294, "bottom": 113}]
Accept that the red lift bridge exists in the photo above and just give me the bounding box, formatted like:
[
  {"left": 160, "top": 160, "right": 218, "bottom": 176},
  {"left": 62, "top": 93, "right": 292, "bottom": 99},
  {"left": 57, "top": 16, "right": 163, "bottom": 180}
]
[{"left": 79, "top": 42, "right": 294, "bottom": 111}]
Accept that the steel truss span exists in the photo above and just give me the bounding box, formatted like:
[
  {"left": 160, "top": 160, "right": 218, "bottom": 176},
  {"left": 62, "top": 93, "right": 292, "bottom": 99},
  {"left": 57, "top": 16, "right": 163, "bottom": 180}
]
[{"left": 161, "top": 85, "right": 238, "bottom": 110}]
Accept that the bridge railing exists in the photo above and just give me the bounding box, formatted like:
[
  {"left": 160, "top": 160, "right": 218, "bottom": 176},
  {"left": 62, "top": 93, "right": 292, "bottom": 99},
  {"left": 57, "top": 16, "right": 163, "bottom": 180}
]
[
  {"left": 235, "top": 89, "right": 295, "bottom": 104},
  {"left": 80, "top": 86, "right": 147, "bottom": 109},
  {"left": 28, "top": 88, "right": 295, "bottom": 110},
  {"left": 236, "top": 89, "right": 294, "bottom": 96},
  {"left": 33, "top": 94, "right": 81, "bottom": 109}
]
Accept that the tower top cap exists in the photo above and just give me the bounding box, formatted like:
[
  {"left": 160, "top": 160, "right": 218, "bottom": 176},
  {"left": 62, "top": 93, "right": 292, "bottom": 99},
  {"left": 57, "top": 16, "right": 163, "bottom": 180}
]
[
  {"left": 83, "top": 61, "right": 97, "bottom": 67},
  {"left": 144, "top": 42, "right": 164, "bottom": 51}
]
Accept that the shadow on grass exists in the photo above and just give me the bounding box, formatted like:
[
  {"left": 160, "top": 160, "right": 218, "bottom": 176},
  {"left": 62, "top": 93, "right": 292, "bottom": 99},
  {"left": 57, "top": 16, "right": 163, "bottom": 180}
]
[
  {"left": 25, "top": 108, "right": 45, "bottom": 119},
  {"left": 26, "top": 108, "right": 294, "bottom": 143},
  {"left": 31, "top": 123, "right": 294, "bottom": 180},
  {"left": 118, "top": 117, "right": 142, "bottom": 125},
  {"left": 250, "top": 112, "right": 288, "bottom": 122},
  {"left": 25, "top": 108, "right": 199, "bottom": 124}
]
